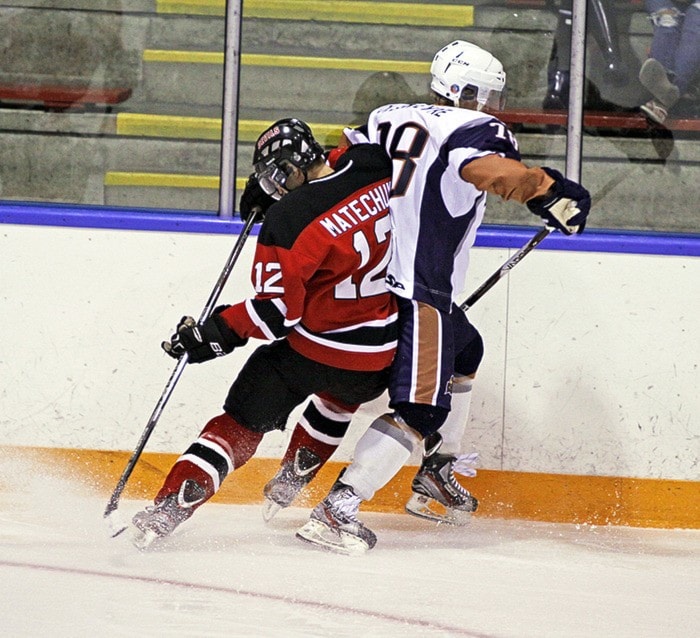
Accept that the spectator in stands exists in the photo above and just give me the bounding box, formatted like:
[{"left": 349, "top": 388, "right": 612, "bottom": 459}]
[
  {"left": 639, "top": 1, "right": 700, "bottom": 124},
  {"left": 543, "top": 0, "right": 627, "bottom": 110}
]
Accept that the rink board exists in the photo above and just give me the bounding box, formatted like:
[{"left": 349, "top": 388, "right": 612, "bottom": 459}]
[{"left": 1, "top": 208, "right": 698, "bottom": 531}]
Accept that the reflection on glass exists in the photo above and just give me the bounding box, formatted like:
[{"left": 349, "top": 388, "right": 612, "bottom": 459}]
[{"left": 0, "top": 1, "right": 696, "bottom": 234}]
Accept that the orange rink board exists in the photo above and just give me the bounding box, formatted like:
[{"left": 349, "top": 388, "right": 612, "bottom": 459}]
[{"left": 1, "top": 446, "right": 698, "bottom": 529}]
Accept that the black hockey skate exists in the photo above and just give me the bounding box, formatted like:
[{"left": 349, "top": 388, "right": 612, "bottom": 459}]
[
  {"left": 262, "top": 447, "right": 322, "bottom": 522},
  {"left": 406, "top": 439, "right": 479, "bottom": 526},
  {"left": 296, "top": 475, "right": 376, "bottom": 556},
  {"left": 131, "top": 480, "right": 205, "bottom": 549}
]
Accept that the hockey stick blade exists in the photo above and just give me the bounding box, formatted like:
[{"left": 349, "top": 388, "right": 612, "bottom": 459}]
[
  {"left": 459, "top": 226, "right": 552, "bottom": 313},
  {"left": 105, "top": 507, "right": 130, "bottom": 538}
]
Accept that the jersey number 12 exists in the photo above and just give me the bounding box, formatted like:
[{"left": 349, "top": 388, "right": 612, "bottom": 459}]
[{"left": 335, "top": 214, "right": 392, "bottom": 299}]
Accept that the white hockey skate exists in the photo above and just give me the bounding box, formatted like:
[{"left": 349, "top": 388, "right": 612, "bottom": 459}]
[
  {"left": 262, "top": 447, "right": 321, "bottom": 522},
  {"left": 296, "top": 478, "right": 376, "bottom": 556},
  {"left": 405, "top": 450, "right": 479, "bottom": 526},
  {"left": 130, "top": 480, "right": 204, "bottom": 549}
]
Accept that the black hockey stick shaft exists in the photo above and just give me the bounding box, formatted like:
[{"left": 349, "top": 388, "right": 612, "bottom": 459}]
[
  {"left": 103, "top": 214, "right": 257, "bottom": 520},
  {"left": 459, "top": 226, "right": 553, "bottom": 313}
]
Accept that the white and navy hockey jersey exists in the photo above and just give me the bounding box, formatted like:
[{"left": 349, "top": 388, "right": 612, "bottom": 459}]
[{"left": 345, "top": 103, "right": 521, "bottom": 312}]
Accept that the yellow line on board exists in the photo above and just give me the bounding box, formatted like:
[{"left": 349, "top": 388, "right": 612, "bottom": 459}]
[
  {"left": 156, "top": 0, "right": 474, "bottom": 27},
  {"left": 143, "top": 50, "right": 431, "bottom": 74},
  {"left": 239, "top": 119, "right": 346, "bottom": 146},
  {"left": 4, "top": 446, "right": 699, "bottom": 529},
  {"left": 238, "top": 119, "right": 346, "bottom": 143},
  {"left": 115, "top": 113, "right": 223, "bottom": 140},
  {"left": 116, "top": 114, "right": 346, "bottom": 145},
  {"left": 143, "top": 50, "right": 224, "bottom": 64},
  {"left": 245, "top": 53, "right": 430, "bottom": 74},
  {"left": 104, "top": 172, "right": 247, "bottom": 190},
  {"left": 155, "top": 0, "right": 224, "bottom": 16},
  {"left": 104, "top": 171, "right": 217, "bottom": 188}
]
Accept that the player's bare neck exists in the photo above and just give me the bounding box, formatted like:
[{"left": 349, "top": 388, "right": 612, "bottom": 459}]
[{"left": 308, "top": 163, "right": 334, "bottom": 181}]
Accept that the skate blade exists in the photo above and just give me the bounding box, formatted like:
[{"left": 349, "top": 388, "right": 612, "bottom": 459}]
[
  {"left": 130, "top": 526, "right": 160, "bottom": 551},
  {"left": 261, "top": 498, "right": 282, "bottom": 523},
  {"left": 296, "top": 519, "right": 369, "bottom": 556},
  {"left": 405, "top": 494, "right": 472, "bottom": 526}
]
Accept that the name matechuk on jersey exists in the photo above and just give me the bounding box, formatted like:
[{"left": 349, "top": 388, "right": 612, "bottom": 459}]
[{"left": 318, "top": 182, "right": 391, "bottom": 238}]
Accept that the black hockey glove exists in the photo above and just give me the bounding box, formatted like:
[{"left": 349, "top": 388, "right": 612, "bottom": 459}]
[
  {"left": 162, "top": 305, "right": 248, "bottom": 363},
  {"left": 239, "top": 174, "right": 276, "bottom": 223},
  {"left": 526, "top": 167, "right": 591, "bottom": 235}
]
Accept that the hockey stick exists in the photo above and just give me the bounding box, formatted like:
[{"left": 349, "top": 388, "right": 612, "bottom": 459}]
[
  {"left": 104, "top": 214, "right": 257, "bottom": 537},
  {"left": 458, "top": 225, "right": 553, "bottom": 313}
]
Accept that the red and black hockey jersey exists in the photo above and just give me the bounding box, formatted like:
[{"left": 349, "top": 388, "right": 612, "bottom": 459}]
[{"left": 221, "top": 144, "right": 398, "bottom": 371}]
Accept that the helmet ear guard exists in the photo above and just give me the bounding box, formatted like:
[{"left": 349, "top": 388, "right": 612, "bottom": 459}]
[{"left": 459, "top": 84, "right": 478, "bottom": 103}]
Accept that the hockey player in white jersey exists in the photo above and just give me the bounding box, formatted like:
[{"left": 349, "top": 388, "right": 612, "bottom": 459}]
[{"left": 293, "top": 40, "right": 591, "bottom": 555}]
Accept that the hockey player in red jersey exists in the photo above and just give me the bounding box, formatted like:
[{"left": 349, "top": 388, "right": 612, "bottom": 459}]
[
  {"left": 291, "top": 41, "right": 591, "bottom": 555},
  {"left": 130, "top": 118, "right": 397, "bottom": 549}
]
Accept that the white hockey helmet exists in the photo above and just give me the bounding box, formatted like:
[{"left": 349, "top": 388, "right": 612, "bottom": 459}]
[{"left": 430, "top": 40, "right": 506, "bottom": 111}]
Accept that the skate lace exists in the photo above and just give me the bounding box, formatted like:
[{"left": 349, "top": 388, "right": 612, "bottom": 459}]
[
  {"left": 134, "top": 505, "right": 179, "bottom": 536},
  {"left": 264, "top": 464, "right": 307, "bottom": 506},
  {"left": 451, "top": 452, "right": 479, "bottom": 478},
  {"left": 330, "top": 488, "right": 362, "bottom": 523}
]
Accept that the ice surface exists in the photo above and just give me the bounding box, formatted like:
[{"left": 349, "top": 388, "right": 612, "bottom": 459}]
[{"left": 0, "top": 467, "right": 698, "bottom": 637}]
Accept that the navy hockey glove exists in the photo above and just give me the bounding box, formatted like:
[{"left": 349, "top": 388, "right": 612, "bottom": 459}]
[
  {"left": 526, "top": 167, "right": 591, "bottom": 235},
  {"left": 162, "top": 306, "right": 248, "bottom": 363},
  {"left": 239, "top": 174, "right": 275, "bottom": 223}
]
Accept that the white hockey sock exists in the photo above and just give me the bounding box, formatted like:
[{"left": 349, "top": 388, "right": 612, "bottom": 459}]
[
  {"left": 438, "top": 377, "right": 473, "bottom": 455},
  {"left": 341, "top": 415, "right": 418, "bottom": 501}
]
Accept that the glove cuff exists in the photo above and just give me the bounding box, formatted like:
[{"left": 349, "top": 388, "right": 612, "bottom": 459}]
[{"left": 211, "top": 313, "right": 248, "bottom": 349}]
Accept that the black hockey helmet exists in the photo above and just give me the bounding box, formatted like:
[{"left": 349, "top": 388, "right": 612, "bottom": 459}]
[{"left": 252, "top": 118, "right": 325, "bottom": 199}]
